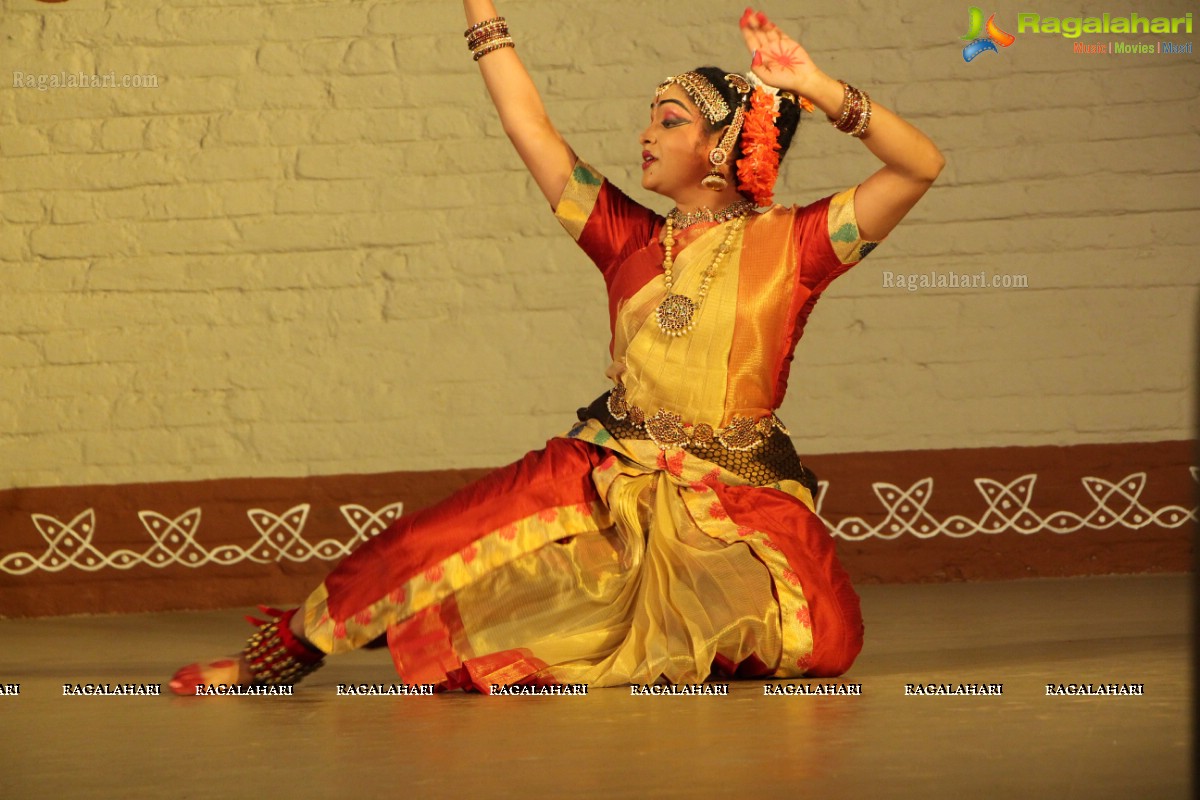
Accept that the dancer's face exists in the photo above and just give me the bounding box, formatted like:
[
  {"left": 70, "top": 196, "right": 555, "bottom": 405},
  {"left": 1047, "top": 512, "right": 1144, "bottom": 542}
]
[{"left": 639, "top": 85, "right": 721, "bottom": 199}]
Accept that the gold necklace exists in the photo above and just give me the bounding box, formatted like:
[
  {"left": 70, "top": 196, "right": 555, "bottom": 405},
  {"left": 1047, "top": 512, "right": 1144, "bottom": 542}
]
[
  {"left": 668, "top": 199, "right": 755, "bottom": 231},
  {"left": 655, "top": 214, "right": 745, "bottom": 337}
]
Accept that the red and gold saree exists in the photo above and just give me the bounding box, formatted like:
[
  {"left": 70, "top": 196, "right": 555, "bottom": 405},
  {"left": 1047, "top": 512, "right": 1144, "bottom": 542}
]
[{"left": 301, "top": 160, "right": 878, "bottom": 692}]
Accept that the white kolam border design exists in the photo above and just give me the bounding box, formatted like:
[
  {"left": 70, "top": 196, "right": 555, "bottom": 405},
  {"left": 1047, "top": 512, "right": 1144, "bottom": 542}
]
[
  {"left": 0, "top": 502, "right": 403, "bottom": 576},
  {"left": 814, "top": 469, "right": 1199, "bottom": 541},
  {"left": 1, "top": 470, "right": 1196, "bottom": 575}
]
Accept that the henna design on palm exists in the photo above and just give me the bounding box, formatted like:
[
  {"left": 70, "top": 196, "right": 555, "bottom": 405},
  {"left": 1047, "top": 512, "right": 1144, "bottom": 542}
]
[{"left": 761, "top": 42, "right": 806, "bottom": 72}]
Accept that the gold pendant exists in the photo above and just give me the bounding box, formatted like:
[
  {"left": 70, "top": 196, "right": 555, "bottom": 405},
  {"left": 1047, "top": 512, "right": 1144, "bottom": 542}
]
[{"left": 655, "top": 294, "right": 696, "bottom": 336}]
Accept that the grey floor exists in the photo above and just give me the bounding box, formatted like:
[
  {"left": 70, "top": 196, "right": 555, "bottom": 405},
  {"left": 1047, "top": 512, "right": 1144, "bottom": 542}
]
[{"left": 0, "top": 575, "right": 1192, "bottom": 799}]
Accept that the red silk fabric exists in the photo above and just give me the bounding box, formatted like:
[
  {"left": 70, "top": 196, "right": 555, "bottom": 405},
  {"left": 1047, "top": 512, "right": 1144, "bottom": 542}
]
[
  {"left": 323, "top": 438, "right": 604, "bottom": 622},
  {"left": 712, "top": 481, "right": 864, "bottom": 676}
]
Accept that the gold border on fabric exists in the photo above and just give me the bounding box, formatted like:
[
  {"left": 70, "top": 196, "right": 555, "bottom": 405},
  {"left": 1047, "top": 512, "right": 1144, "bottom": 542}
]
[
  {"left": 725, "top": 208, "right": 802, "bottom": 417},
  {"left": 827, "top": 186, "right": 881, "bottom": 265},
  {"left": 553, "top": 160, "right": 604, "bottom": 242},
  {"left": 303, "top": 500, "right": 608, "bottom": 654},
  {"left": 682, "top": 494, "right": 816, "bottom": 678}
]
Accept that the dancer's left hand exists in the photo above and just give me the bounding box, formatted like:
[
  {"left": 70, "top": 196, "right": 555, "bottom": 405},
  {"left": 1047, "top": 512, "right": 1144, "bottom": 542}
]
[{"left": 739, "top": 7, "right": 823, "bottom": 98}]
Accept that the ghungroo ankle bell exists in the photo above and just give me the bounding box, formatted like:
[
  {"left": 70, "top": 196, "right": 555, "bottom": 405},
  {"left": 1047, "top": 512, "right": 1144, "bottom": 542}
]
[{"left": 242, "top": 606, "right": 325, "bottom": 686}]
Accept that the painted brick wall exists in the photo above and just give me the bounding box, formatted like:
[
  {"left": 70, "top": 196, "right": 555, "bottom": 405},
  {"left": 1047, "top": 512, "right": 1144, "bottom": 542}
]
[{"left": 1, "top": 0, "right": 1196, "bottom": 490}]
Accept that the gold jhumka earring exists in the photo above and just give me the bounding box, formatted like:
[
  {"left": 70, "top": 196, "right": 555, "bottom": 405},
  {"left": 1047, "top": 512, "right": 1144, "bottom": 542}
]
[{"left": 702, "top": 106, "right": 746, "bottom": 191}]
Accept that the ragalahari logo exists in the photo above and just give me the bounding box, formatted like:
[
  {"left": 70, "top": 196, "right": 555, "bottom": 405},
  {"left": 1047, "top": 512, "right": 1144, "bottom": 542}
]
[{"left": 961, "top": 8, "right": 1016, "bottom": 61}]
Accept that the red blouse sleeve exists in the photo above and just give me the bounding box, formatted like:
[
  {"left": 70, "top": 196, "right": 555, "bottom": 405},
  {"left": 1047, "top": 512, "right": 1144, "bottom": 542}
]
[
  {"left": 553, "top": 160, "right": 660, "bottom": 284},
  {"left": 793, "top": 185, "right": 882, "bottom": 290},
  {"left": 789, "top": 186, "right": 883, "bottom": 333}
]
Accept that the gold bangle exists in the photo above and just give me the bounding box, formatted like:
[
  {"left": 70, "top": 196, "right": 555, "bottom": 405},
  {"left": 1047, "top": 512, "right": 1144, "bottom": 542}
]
[
  {"left": 836, "top": 83, "right": 860, "bottom": 130},
  {"left": 464, "top": 16, "right": 504, "bottom": 36},
  {"left": 468, "top": 27, "right": 510, "bottom": 51},
  {"left": 850, "top": 96, "right": 872, "bottom": 138},
  {"left": 471, "top": 32, "right": 512, "bottom": 53},
  {"left": 466, "top": 22, "right": 508, "bottom": 48},
  {"left": 473, "top": 39, "right": 515, "bottom": 62},
  {"left": 830, "top": 81, "right": 870, "bottom": 135}
]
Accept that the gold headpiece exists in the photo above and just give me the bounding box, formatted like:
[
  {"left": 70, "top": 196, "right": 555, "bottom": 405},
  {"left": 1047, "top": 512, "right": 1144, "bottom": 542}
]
[{"left": 656, "top": 72, "right": 751, "bottom": 125}]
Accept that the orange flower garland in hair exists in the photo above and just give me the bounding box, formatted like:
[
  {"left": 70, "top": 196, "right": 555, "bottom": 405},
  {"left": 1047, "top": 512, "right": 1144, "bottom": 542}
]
[{"left": 736, "top": 86, "right": 781, "bottom": 207}]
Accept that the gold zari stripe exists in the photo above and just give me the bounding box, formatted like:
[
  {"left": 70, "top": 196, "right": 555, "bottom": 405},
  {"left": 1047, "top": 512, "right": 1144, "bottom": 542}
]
[{"left": 554, "top": 160, "right": 604, "bottom": 242}]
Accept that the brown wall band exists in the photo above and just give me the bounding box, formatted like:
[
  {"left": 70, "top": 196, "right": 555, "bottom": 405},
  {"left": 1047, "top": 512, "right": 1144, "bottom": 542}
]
[{"left": 0, "top": 440, "right": 1193, "bottom": 617}]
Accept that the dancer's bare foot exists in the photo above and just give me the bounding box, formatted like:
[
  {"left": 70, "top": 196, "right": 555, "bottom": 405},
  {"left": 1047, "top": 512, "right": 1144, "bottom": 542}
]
[
  {"left": 168, "top": 656, "right": 251, "bottom": 696},
  {"left": 168, "top": 605, "right": 321, "bottom": 696}
]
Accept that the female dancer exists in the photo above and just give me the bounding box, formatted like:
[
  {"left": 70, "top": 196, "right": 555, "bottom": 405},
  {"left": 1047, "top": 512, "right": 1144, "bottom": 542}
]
[{"left": 170, "top": 2, "right": 943, "bottom": 694}]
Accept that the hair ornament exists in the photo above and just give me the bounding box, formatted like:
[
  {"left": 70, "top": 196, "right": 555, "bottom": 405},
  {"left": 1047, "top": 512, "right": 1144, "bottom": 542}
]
[
  {"left": 745, "top": 72, "right": 814, "bottom": 114},
  {"left": 724, "top": 73, "right": 752, "bottom": 96},
  {"left": 778, "top": 90, "right": 816, "bottom": 114},
  {"left": 656, "top": 72, "right": 730, "bottom": 125},
  {"left": 736, "top": 81, "right": 782, "bottom": 207}
]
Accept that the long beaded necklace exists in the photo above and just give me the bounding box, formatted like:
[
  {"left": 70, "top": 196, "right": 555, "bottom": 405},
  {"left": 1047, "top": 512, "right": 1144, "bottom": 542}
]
[{"left": 655, "top": 213, "right": 746, "bottom": 337}]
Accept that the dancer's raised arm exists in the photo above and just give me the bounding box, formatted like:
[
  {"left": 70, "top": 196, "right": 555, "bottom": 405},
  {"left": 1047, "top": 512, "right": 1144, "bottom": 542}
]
[
  {"left": 741, "top": 8, "right": 944, "bottom": 241},
  {"left": 464, "top": 0, "right": 577, "bottom": 205}
]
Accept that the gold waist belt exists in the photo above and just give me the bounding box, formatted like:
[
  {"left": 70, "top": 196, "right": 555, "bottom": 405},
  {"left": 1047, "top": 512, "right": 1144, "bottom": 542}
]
[
  {"left": 605, "top": 382, "right": 787, "bottom": 452},
  {"left": 578, "top": 386, "right": 818, "bottom": 493}
]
